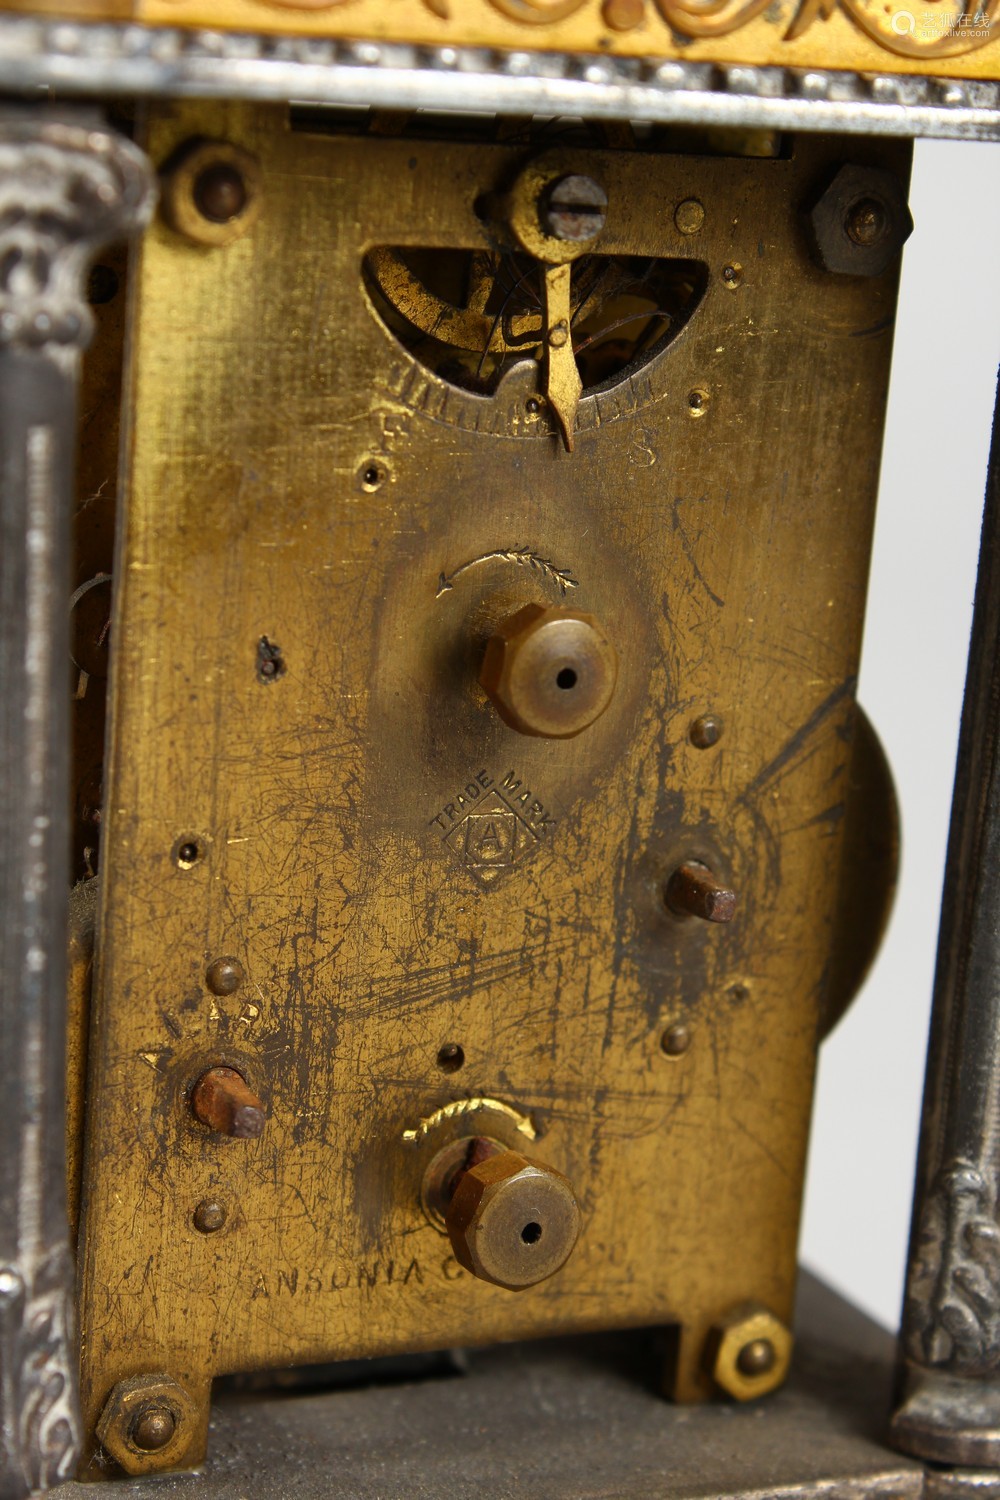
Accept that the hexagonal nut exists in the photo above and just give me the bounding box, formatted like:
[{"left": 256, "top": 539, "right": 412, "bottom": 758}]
[
  {"left": 480, "top": 604, "right": 617, "bottom": 739},
  {"left": 706, "top": 1304, "right": 793, "bottom": 1401},
  {"left": 445, "top": 1149, "right": 581, "bottom": 1291},
  {"left": 806, "top": 164, "right": 913, "bottom": 278},
  {"left": 96, "top": 1373, "right": 199, "bottom": 1475}
]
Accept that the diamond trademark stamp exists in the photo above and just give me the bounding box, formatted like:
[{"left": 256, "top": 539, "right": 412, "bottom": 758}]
[{"left": 429, "top": 769, "right": 556, "bottom": 888}]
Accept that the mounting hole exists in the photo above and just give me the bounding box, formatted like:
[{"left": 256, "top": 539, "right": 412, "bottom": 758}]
[
  {"left": 687, "top": 387, "right": 710, "bottom": 418},
  {"left": 173, "top": 837, "right": 203, "bottom": 871},
  {"left": 436, "top": 1042, "right": 465, "bottom": 1074},
  {"left": 556, "top": 667, "right": 578, "bottom": 690},
  {"left": 359, "top": 460, "right": 387, "bottom": 492},
  {"left": 721, "top": 262, "right": 743, "bottom": 290},
  {"left": 521, "top": 1221, "right": 543, "bottom": 1245}
]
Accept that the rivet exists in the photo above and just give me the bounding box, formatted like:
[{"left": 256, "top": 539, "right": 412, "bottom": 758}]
[
  {"left": 845, "top": 196, "right": 888, "bottom": 248},
  {"left": 205, "top": 957, "right": 244, "bottom": 996},
  {"left": 548, "top": 321, "right": 570, "bottom": 349},
  {"left": 193, "top": 1198, "right": 227, "bottom": 1234},
  {"left": 690, "top": 714, "right": 722, "bottom": 749},
  {"left": 674, "top": 198, "right": 705, "bottom": 235},
  {"left": 601, "top": 0, "right": 646, "bottom": 29},
  {"left": 130, "top": 1406, "right": 176, "bottom": 1453},
  {"left": 737, "top": 1337, "right": 777, "bottom": 1377},
  {"left": 661, "top": 1022, "right": 691, "bottom": 1057},
  {"left": 193, "top": 161, "right": 247, "bottom": 224}
]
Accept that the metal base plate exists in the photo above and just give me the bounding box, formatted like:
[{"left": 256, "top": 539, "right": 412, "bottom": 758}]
[{"left": 52, "top": 1274, "right": 927, "bottom": 1498}]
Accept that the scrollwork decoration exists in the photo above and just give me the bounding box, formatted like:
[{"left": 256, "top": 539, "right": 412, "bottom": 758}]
[
  {"left": 0, "top": 1252, "right": 78, "bottom": 1495},
  {"left": 905, "top": 1160, "right": 1000, "bottom": 1375}
]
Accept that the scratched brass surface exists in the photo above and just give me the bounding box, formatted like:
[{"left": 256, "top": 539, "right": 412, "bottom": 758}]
[
  {"left": 1, "top": 0, "right": 999, "bottom": 80},
  {"left": 76, "top": 102, "right": 908, "bottom": 1474}
]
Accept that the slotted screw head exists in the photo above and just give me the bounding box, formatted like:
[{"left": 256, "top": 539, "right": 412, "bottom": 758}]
[{"left": 540, "top": 174, "right": 608, "bottom": 243}]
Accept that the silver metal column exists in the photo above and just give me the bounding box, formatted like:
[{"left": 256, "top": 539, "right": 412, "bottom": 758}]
[
  {"left": 0, "top": 114, "right": 153, "bottom": 1498},
  {"left": 892, "top": 372, "right": 1000, "bottom": 1467}
]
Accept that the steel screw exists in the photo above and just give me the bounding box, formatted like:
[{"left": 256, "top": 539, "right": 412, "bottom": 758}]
[{"left": 541, "top": 175, "right": 608, "bottom": 244}]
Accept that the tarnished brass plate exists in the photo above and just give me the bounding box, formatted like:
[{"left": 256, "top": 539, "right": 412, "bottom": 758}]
[{"left": 77, "top": 103, "right": 908, "bottom": 1471}]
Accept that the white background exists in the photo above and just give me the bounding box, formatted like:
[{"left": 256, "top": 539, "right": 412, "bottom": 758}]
[{"left": 799, "top": 137, "right": 1000, "bottom": 1331}]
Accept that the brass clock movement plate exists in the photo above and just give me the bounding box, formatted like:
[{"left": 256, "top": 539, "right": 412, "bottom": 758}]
[{"left": 74, "top": 103, "right": 907, "bottom": 1472}]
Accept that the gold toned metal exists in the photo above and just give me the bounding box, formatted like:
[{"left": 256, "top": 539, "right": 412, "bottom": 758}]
[
  {"left": 823, "top": 707, "right": 900, "bottom": 1038},
  {"left": 160, "top": 139, "right": 262, "bottom": 249},
  {"left": 707, "top": 1306, "right": 793, "bottom": 1400},
  {"left": 666, "top": 863, "right": 738, "bottom": 923},
  {"left": 601, "top": 0, "right": 646, "bottom": 27},
  {"left": 542, "top": 264, "right": 582, "bottom": 450},
  {"left": 205, "top": 956, "right": 244, "bottom": 996},
  {"left": 73, "top": 103, "right": 907, "bottom": 1473},
  {"left": 445, "top": 1148, "right": 582, "bottom": 1290},
  {"left": 480, "top": 604, "right": 618, "bottom": 737},
  {"left": 7, "top": 0, "right": 999, "bottom": 80},
  {"left": 675, "top": 199, "right": 706, "bottom": 236},
  {"left": 190, "top": 1066, "right": 266, "bottom": 1139},
  {"left": 66, "top": 876, "right": 98, "bottom": 1238},
  {"left": 95, "top": 1374, "right": 198, "bottom": 1476}
]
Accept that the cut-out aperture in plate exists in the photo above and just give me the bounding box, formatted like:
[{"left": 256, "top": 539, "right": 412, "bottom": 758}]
[{"left": 363, "top": 246, "right": 708, "bottom": 399}]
